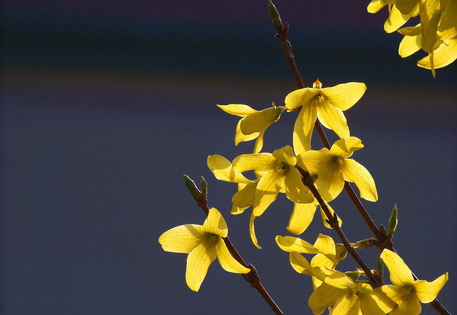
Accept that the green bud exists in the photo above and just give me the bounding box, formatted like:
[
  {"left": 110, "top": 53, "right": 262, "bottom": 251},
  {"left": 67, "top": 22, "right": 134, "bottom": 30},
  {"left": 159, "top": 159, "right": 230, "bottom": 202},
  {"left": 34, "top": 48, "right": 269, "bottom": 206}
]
[
  {"left": 345, "top": 271, "right": 361, "bottom": 282},
  {"left": 267, "top": 0, "right": 282, "bottom": 29},
  {"left": 388, "top": 204, "right": 398, "bottom": 235},
  {"left": 376, "top": 255, "right": 384, "bottom": 280},
  {"left": 200, "top": 176, "right": 207, "bottom": 198},
  {"left": 354, "top": 238, "right": 376, "bottom": 249},
  {"left": 183, "top": 174, "right": 202, "bottom": 201}
]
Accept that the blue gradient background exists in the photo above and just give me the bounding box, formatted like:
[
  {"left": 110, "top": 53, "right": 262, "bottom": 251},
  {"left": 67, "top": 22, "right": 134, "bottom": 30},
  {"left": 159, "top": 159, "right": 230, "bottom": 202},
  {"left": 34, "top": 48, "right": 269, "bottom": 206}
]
[{"left": 2, "top": 1, "right": 456, "bottom": 314}]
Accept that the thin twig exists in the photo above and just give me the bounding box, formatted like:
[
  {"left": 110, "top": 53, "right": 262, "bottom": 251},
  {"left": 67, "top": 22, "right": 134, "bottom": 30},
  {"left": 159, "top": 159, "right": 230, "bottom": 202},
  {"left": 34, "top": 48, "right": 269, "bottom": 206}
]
[
  {"left": 268, "top": 1, "right": 450, "bottom": 313},
  {"left": 298, "top": 167, "right": 384, "bottom": 288}
]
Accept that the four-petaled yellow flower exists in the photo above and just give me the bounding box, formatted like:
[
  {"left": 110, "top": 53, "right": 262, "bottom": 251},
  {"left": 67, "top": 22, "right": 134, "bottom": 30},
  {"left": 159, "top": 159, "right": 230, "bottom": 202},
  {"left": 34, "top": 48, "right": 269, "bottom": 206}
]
[
  {"left": 380, "top": 249, "right": 448, "bottom": 315},
  {"left": 218, "top": 103, "right": 285, "bottom": 153},
  {"left": 158, "top": 208, "right": 250, "bottom": 292},
  {"left": 233, "top": 145, "right": 314, "bottom": 217},
  {"left": 297, "top": 137, "right": 378, "bottom": 202},
  {"left": 285, "top": 79, "right": 366, "bottom": 155}
]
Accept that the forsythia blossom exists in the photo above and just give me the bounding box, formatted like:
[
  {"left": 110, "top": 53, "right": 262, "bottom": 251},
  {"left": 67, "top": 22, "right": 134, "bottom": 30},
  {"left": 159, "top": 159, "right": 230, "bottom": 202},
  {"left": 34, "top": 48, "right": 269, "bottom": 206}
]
[
  {"left": 297, "top": 137, "right": 378, "bottom": 202},
  {"left": 217, "top": 103, "right": 285, "bottom": 153},
  {"left": 159, "top": 208, "right": 250, "bottom": 291},
  {"left": 285, "top": 79, "right": 366, "bottom": 155},
  {"left": 368, "top": 0, "right": 457, "bottom": 76},
  {"left": 380, "top": 249, "right": 448, "bottom": 315},
  {"left": 285, "top": 252, "right": 396, "bottom": 314}
]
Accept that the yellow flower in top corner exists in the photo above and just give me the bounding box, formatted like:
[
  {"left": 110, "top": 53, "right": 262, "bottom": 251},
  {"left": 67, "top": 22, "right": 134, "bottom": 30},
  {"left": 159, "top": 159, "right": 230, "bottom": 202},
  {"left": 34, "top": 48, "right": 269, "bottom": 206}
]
[
  {"left": 297, "top": 137, "right": 378, "bottom": 202},
  {"left": 217, "top": 103, "right": 285, "bottom": 153},
  {"left": 398, "top": 0, "right": 457, "bottom": 76},
  {"left": 285, "top": 79, "right": 366, "bottom": 155},
  {"left": 158, "top": 208, "right": 250, "bottom": 292},
  {"left": 233, "top": 145, "right": 314, "bottom": 217},
  {"left": 380, "top": 249, "right": 448, "bottom": 315}
]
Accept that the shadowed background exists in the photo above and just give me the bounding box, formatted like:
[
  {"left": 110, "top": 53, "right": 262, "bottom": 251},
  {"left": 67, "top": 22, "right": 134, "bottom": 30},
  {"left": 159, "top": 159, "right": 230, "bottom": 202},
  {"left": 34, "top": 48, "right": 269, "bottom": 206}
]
[{"left": 2, "top": 0, "right": 456, "bottom": 314}]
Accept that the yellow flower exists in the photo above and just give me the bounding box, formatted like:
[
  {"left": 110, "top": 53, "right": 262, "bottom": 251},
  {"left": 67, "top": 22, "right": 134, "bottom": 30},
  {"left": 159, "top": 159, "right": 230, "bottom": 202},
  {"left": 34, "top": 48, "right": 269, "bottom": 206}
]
[
  {"left": 285, "top": 80, "right": 366, "bottom": 155},
  {"left": 288, "top": 253, "right": 395, "bottom": 315},
  {"left": 380, "top": 249, "right": 448, "bottom": 315},
  {"left": 217, "top": 103, "right": 285, "bottom": 153},
  {"left": 158, "top": 208, "right": 250, "bottom": 292},
  {"left": 398, "top": 0, "right": 457, "bottom": 76},
  {"left": 297, "top": 137, "right": 378, "bottom": 202},
  {"left": 233, "top": 145, "right": 314, "bottom": 217},
  {"left": 367, "top": 0, "right": 420, "bottom": 33}
]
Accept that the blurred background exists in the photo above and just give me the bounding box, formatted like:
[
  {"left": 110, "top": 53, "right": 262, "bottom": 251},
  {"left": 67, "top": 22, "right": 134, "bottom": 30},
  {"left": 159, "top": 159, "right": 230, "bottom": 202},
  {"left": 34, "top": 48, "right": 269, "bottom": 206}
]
[{"left": 2, "top": 0, "right": 456, "bottom": 314}]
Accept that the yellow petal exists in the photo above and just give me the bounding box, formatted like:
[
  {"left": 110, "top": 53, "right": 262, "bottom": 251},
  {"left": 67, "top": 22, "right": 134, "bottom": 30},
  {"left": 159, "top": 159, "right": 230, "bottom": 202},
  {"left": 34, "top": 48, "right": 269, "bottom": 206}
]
[
  {"left": 297, "top": 149, "right": 328, "bottom": 174},
  {"left": 367, "top": 0, "right": 387, "bottom": 13},
  {"left": 290, "top": 252, "right": 313, "bottom": 275},
  {"left": 317, "top": 101, "right": 350, "bottom": 139},
  {"left": 420, "top": 0, "right": 441, "bottom": 53},
  {"left": 232, "top": 181, "right": 256, "bottom": 209},
  {"left": 249, "top": 211, "right": 261, "bottom": 249},
  {"left": 276, "top": 235, "right": 319, "bottom": 254},
  {"left": 159, "top": 224, "right": 203, "bottom": 253},
  {"left": 273, "top": 145, "right": 296, "bottom": 165},
  {"left": 215, "top": 238, "right": 251, "bottom": 274},
  {"left": 369, "top": 287, "right": 397, "bottom": 313},
  {"left": 313, "top": 234, "right": 336, "bottom": 257},
  {"left": 232, "top": 153, "right": 276, "bottom": 172},
  {"left": 418, "top": 36, "right": 457, "bottom": 69},
  {"left": 321, "top": 82, "right": 367, "bottom": 111},
  {"left": 207, "top": 155, "right": 251, "bottom": 183},
  {"left": 240, "top": 106, "right": 283, "bottom": 135},
  {"left": 330, "top": 295, "right": 360, "bottom": 315},
  {"left": 330, "top": 137, "right": 363, "bottom": 159},
  {"left": 311, "top": 253, "right": 337, "bottom": 269},
  {"left": 315, "top": 160, "right": 345, "bottom": 202},
  {"left": 320, "top": 267, "right": 354, "bottom": 289},
  {"left": 253, "top": 169, "right": 284, "bottom": 216},
  {"left": 284, "top": 87, "right": 319, "bottom": 110},
  {"left": 360, "top": 290, "right": 393, "bottom": 315},
  {"left": 380, "top": 249, "right": 414, "bottom": 286},
  {"left": 396, "top": 0, "right": 419, "bottom": 15},
  {"left": 437, "top": 0, "right": 457, "bottom": 40},
  {"left": 287, "top": 202, "right": 318, "bottom": 235},
  {"left": 235, "top": 118, "right": 259, "bottom": 145},
  {"left": 398, "top": 31, "right": 422, "bottom": 58},
  {"left": 389, "top": 293, "right": 421, "bottom": 315},
  {"left": 385, "top": 5, "right": 412, "bottom": 33},
  {"left": 341, "top": 159, "right": 378, "bottom": 202},
  {"left": 309, "top": 282, "right": 345, "bottom": 315},
  {"left": 202, "top": 208, "right": 228, "bottom": 237},
  {"left": 284, "top": 168, "right": 314, "bottom": 203},
  {"left": 253, "top": 129, "right": 265, "bottom": 153},
  {"left": 414, "top": 272, "right": 448, "bottom": 303},
  {"left": 186, "top": 242, "right": 217, "bottom": 291},
  {"left": 293, "top": 101, "right": 318, "bottom": 154},
  {"left": 217, "top": 104, "right": 257, "bottom": 117}
]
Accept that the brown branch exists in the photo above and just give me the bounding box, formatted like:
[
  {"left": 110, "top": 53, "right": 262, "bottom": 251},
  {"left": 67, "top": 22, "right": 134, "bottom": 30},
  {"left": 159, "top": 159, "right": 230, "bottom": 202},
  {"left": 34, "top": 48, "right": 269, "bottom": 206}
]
[{"left": 298, "top": 167, "right": 384, "bottom": 288}]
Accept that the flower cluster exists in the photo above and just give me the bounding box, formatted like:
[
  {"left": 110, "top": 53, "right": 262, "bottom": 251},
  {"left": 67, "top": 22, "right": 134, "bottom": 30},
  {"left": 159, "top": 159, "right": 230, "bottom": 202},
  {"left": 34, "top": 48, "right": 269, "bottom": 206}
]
[
  {"left": 209, "top": 80, "right": 375, "bottom": 248},
  {"left": 159, "top": 75, "right": 449, "bottom": 313},
  {"left": 368, "top": 0, "right": 457, "bottom": 76},
  {"left": 276, "top": 233, "right": 448, "bottom": 315}
]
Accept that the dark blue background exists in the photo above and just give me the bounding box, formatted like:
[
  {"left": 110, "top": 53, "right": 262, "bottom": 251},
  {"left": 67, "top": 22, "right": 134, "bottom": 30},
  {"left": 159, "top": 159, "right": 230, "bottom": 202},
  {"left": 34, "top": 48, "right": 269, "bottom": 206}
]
[{"left": 2, "top": 1, "right": 456, "bottom": 314}]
